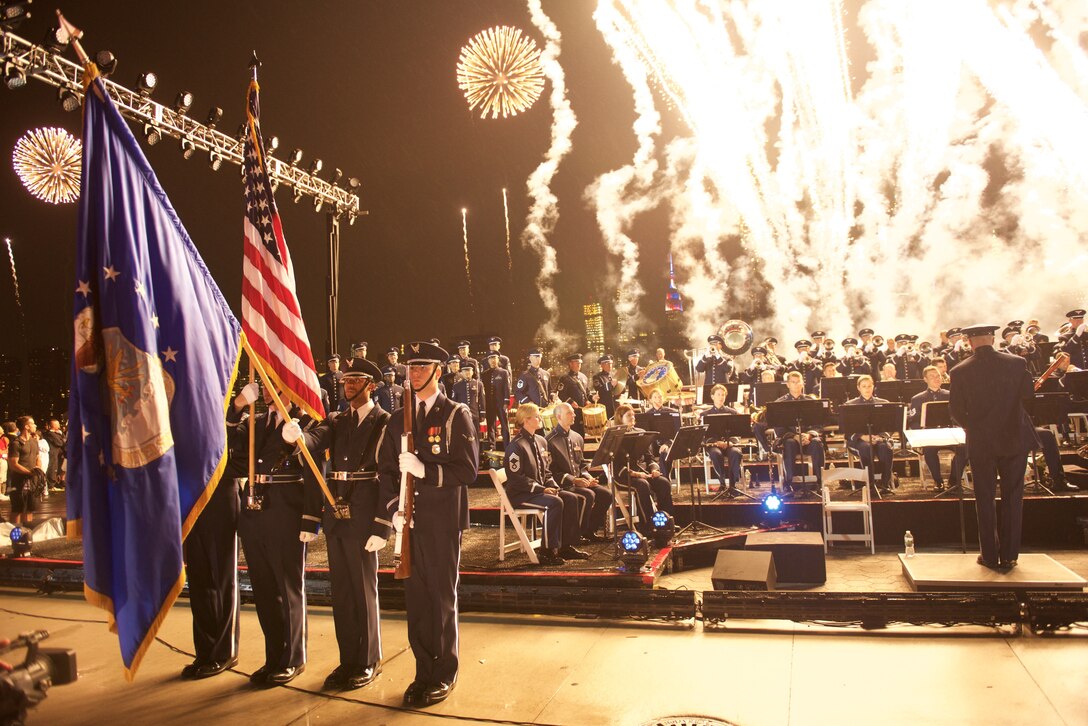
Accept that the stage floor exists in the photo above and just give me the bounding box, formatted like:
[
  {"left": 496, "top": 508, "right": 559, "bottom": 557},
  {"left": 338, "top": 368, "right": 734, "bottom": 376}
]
[{"left": 899, "top": 553, "right": 1088, "bottom": 592}]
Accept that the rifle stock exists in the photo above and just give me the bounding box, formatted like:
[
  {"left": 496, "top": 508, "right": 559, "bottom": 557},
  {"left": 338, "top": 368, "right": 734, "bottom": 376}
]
[{"left": 394, "top": 389, "right": 415, "bottom": 579}]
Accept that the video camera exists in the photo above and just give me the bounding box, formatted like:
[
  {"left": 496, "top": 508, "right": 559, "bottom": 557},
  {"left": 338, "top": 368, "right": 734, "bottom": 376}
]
[{"left": 0, "top": 630, "right": 76, "bottom": 725}]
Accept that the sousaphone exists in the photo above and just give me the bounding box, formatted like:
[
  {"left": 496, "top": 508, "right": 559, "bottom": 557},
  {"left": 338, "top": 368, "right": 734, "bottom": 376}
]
[{"left": 718, "top": 319, "right": 753, "bottom": 356}]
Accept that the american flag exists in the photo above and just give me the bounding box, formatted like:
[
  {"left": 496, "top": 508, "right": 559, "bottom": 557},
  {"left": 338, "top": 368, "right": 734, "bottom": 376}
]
[{"left": 241, "top": 77, "right": 324, "bottom": 420}]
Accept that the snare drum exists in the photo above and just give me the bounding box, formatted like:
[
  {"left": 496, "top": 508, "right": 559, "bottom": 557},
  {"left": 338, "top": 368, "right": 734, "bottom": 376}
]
[
  {"left": 581, "top": 405, "right": 607, "bottom": 438},
  {"left": 540, "top": 405, "right": 557, "bottom": 432}
]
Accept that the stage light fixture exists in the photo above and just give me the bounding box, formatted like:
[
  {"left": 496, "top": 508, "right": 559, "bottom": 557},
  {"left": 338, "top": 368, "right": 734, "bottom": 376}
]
[
  {"left": 313, "top": 197, "right": 324, "bottom": 213},
  {"left": 0, "top": 2, "right": 32, "bottom": 31},
  {"left": 269, "top": 178, "right": 279, "bottom": 193},
  {"left": 9, "top": 526, "right": 31, "bottom": 557},
  {"left": 94, "top": 49, "right": 118, "bottom": 77},
  {"left": 136, "top": 71, "right": 157, "bottom": 97},
  {"left": 4, "top": 62, "right": 27, "bottom": 90},
  {"left": 173, "top": 90, "right": 193, "bottom": 115},
  {"left": 41, "top": 24, "right": 70, "bottom": 54},
  {"left": 761, "top": 485, "right": 784, "bottom": 526},
  {"left": 651, "top": 510, "right": 675, "bottom": 548},
  {"left": 204, "top": 106, "right": 223, "bottom": 128},
  {"left": 288, "top": 148, "right": 303, "bottom": 165},
  {"left": 347, "top": 177, "right": 360, "bottom": 191},
  {"left": 292, "top": 187, "right": 303, "bottom": 204},
  {"left": 57, "top": 86, "right": 80, "bottom": 112},
  {"left": 208, "top": 150, "right": 222, "bottom": 171},
  {"left": 618, "top": 530, "right": 648, "bottom": 572},
  {"left": 309, "top": 158, "right": 323, "bottom": 175},
  {"left": 143, "top": 122, "right": 161, "bottom": 146},
  {"left": 329, "top": 167, "right": 343, "bottom": 186},
  {"left": 348, "top": 211, "right": 358, "bottom": 226},
  {"left": 265, "top": 135, "right": 279, "bottom": 155},
  {"left": 180, "top": 137, "right": 195, "bottom": 160}
]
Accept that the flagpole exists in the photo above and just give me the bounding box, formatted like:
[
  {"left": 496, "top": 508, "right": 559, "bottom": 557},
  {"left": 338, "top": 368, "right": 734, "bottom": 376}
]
[
  {"left": 247, "top": 356, "right": 255, "bottom": 492},
  {"left": 242, "top": 335, "right": 337, "bottom": 508}
]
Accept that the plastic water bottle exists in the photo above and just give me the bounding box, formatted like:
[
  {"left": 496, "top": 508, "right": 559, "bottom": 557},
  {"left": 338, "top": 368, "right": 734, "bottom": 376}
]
[
  {"left": 744, "top": 469, "right": 752, "bottom": 488},
  {"left": 904, "top": 530, "right": 915, "bottom": 558}
]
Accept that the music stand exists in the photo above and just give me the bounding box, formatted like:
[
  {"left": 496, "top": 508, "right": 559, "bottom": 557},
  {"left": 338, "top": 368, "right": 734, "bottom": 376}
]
[
  {"left": 752, "top": 382, "right": 787, "bottom": 408},
  {"left": 703, "top": 413, "right": 757, "bottom": 501},
  {"left": 611, "top": 428, "right": 659, "bottom": 534},
  {"left": 666, "top": 425, "right": 726, "bottom": 537},
  {"left": 838, "top": 403, "right": 905, "bottom": 497},
  {"left": 1026, "top": 393, "right": 1070, "bottom": 495},
  {"left": 916, "top": 400, "right": 969, "bottom": 550},
  {"left": 875, "top": 380, "right": 926, "bottom": 403},
  {"left": 1037, "top": 341, "right": 1057, "bottom": 364},
  {"left": 591, "top": 425, "right": 627, "bottom": 537},
  {"left": 819, "top": 376, "right": 858, "bottom": 412},
  {"left": 1062, "top": 371, "right": 1088, "bottom": 400},
  {"left": 765, "top": 399, "right": 830, "bottom": 498}
]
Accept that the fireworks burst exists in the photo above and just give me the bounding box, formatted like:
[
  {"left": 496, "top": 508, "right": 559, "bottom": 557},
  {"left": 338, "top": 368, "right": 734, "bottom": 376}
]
[
  {"left": 457, "top": 26, "right": 545, "bottom": 119},
  {"left": 12, "top": 127, "right": 82, "bottom": 204}
]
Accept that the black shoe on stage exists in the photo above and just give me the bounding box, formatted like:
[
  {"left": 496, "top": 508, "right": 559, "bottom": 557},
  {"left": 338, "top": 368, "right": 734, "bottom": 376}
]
[
  {"left": 404, "top": 680, "right": 427, "bottom": 706},
  {"left": 558, "top": 545, "right": 590, "bottom": 560},
  {"left": 249, "top": 664, "right": 272, "bottom": 684},
  {"left": 422, "top": 677, "right": 456, "bottom": 706},
  {"left": 976, "top": 555, "right": 1003, "bottom": 571},
  {"left": 181, "top": 661, "right": 202, "bottom": 679},
  {"left": 266, "top": 664, "right": 304, "bottom": 685},
  {"left": 192, "top": 657, "right": 237, "bottom": 679},
  {"left": 932, "top": 481, "right": 944, "bottom": 492},
  {"left": 536, "top": 548, "right": 566, "bottom": 566},
  {"left": 1051, "top": 480, "right": 1078, "bottom": 493},
  {"left": 581, "top": 532, "right": 606, "bottom": 544},
  {"left": 999, "top": 559, "right": 1018, "bottom": 571},
  {"left": 323, "top": 665, "right": 349, "bottom": 690},
  {"left": 346, "top": 663, "right": 381, "bottom": 689}
]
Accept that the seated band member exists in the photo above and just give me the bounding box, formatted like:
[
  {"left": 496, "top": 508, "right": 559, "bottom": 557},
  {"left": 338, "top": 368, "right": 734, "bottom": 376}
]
[
  {"left": 770, "top": 371, "right": 825, "bottom": 493},
  {"left": 547, "top": 402, "right": 614, "bottom": 541},
  {"left": 607, "top": 404, "right": 674, "bottom": 536},
  {"left": 843, "top": 374, "right": 894, "bottom": 491},
  {"left": 504, "top": 403, "right": 589, "bottom": 566},
  {"left": 643, "top": 389, "right": 682, "bottom": 472},
  {"left": 701, "top": 384, "right": 745, "bottom": 496},
  {"left": 908, "top": 365, "right": 965, "bottom": 491},
  {"left": 751, "top": 368, "right": 778, "bottom": 456}
]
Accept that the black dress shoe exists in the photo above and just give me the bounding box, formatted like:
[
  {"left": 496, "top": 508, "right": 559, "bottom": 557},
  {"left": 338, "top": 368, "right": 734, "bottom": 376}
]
[
  {"left": 977, "top": 555, "right": 1002, "bottom": 571},
  {"left": 346, "top": 663, "right": 381, "bottom": 689},
  {"left": 266, "top": 664, "right": 304, "bottom": 685},
  {"left": 250, "top": 665, "right": 272, "bottom": 684},
  {"left": 422, "top": 678, "right": 456, "bottom": 706},
  {"left": 581, "top": 532, "right": 606, "bottom": 544},
  {"left": 932, "top": 482, "right": 945, "bottom": 492},
  {"left": 181, "top": 661, "right": 202, "bottom": 679},
  {"left": 536, "top": 548, "right": 566, "bottom": 566},
  {"left": 558, "top": 545, "right": 590, "bottom": 560},
  {"left": 999, "top": 559, "right": 1018, "bottom": 570},
  {"left": 323, "top": 665, "right": 349, "bottom": 690},
  {"left": 404, "top": 680, "right": 427, "bottom": 706},
  {"left": 192, "top": 657, "right": 238, "bottom": 679},
  {"left": 1051, "top": 480, "right": 1079, "bottom": 493}
]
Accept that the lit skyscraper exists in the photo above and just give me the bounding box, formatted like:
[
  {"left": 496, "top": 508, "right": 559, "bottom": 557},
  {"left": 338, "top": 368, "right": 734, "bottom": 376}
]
[{"left": 583, "top": 301, "right": 605, "bottom": 355}]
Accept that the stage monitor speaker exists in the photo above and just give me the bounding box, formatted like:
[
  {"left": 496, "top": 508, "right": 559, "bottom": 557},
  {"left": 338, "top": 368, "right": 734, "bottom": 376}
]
[
  {"left": 745, "top": 531, "right": 826, "bottom": 584},
  {"left": 711, "top": 549, "right": 776, "bottom": 591}
]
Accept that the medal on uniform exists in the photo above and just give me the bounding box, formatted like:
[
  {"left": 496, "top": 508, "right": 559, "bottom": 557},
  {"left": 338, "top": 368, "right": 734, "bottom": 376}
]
[{"left": 429, "top": 426, "right": 441, "bottom": 455}]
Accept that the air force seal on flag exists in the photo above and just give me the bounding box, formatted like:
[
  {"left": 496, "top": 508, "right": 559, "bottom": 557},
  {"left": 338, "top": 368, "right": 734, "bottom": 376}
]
[
  {"left": 508, "top": 451, "right": 521, "bottom": 473},
  {"left": 103, "top": 327, "right": 175, "bottom": 469}
]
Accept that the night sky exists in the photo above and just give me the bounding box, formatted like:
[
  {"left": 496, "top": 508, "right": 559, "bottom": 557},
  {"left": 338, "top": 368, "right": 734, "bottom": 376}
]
[{"left": 0, "top": 1, "right": 688, "bottom": 361}]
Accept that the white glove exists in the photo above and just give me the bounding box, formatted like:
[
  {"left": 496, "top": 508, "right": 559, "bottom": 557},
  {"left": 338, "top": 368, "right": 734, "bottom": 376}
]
[
  {"left": 235, "top": 382, "right": 259, "bottom": 408},
  {"left": 659, "top": 444, "right": 669, "bottom": 454},
  {"left": 399, "top": 451, "right": 425, "bottom": 478},
  {"left": 281, "top": 418, "right": 302, "bottom": 444},
  {"left": 896, "top": 347, "right": 906, "bottom": 357},
  {"left": 299, "top": 531, "right": 317, "bottom": 543},
  {"left": 364, "top": 535, "right": 387, "bottom": 552},
  {"left": 1077, "top": 322, "right": 1087, "bottom": 337},
  {"left": 392, "top": 511, "right": 413, "bottom": 531}
]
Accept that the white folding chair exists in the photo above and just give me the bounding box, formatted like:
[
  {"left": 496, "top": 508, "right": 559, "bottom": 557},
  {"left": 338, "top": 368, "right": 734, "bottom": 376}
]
[
  {"left": 488, "top": 468, "right": 542, "bottom": 564},
  {"left": 602, "top": 463, "right": 640, "bottom": 535},
  {"left": 821, "top": 466, "right": 875, "bottom": 554}
]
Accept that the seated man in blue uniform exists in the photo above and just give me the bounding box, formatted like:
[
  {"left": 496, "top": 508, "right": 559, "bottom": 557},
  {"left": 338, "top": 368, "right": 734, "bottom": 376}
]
[
  {"left": 843, "top": 374, "right": 895, "bottom": 492},
  {"left": 769, "top": 370, "right": 825, "bottom": 494},
  {"left": 908, "top": 365, "right": 965, "bottom": 491},
  {"left": 547, "top": 402, "right": 613, "bottom": 542},
  {"left": 701, "top": 383, "right": 745, "bottom": 497}
]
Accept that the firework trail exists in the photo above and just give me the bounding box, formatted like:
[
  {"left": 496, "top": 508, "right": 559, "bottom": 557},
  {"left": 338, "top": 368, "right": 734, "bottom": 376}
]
[
  {"left": 524, "top": 0, "right": 577, "bottom": 348},
  {"left": 4, "top": 237, "right": 22, "bottom": 321},
  {"left": 501, "top": 187, "right": 512, "bottom": 274},
  {"left": 462, "top": 208, "right": 476, "bottom": 316}
]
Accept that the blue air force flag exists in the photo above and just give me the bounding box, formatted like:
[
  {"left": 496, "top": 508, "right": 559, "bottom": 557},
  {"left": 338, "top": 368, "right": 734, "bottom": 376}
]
[{"left": 66, "top": 69, "right": 242, "bottom": 679}]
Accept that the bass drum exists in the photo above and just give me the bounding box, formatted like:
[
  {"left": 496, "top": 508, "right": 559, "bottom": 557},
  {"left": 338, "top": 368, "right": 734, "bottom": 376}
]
[
  {"left": 637, "top": 361, "right": 682, "bottom": 400},
  {"left": 581, "top": 405, "right": 608, "bottom": 439}
]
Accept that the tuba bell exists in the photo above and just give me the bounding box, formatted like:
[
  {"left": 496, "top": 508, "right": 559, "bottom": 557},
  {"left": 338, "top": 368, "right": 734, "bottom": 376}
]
[{"left": 717, "top": 319, "right": 753, "bottom": 356}]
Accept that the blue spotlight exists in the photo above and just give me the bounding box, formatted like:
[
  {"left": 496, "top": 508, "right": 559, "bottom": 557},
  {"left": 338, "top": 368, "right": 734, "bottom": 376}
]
[{"left": 651, "top": 510, "right": 674, "bottom": 548}]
